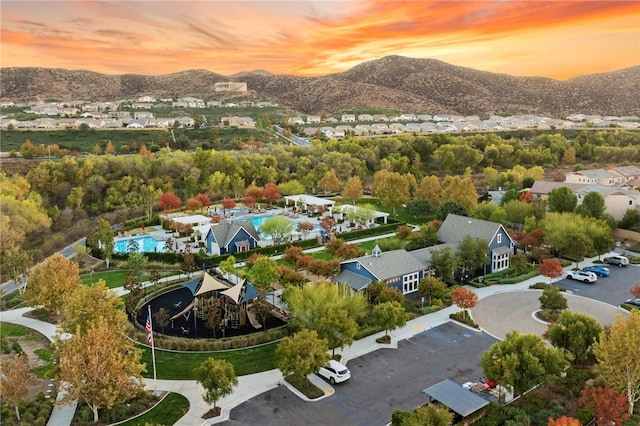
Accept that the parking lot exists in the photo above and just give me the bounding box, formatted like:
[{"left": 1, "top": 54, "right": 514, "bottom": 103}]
[
  {"left": 221, "top": 322, "right": 498, "bottom": 426},
  {"left": 555, "top": 261, "right": 639, "bottom": 306}
]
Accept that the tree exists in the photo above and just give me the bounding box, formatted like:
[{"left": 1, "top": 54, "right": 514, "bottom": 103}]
[
  {"left": 61, "top": 280, "right": 126, "bottom": 335},
  {"left": 263, "top": 182, "right": 281, "bottom": 207},
  {"left": 593, "top": 310, "right": 640, "bottom": 414},
  {"left": 57, "top": 319, "right": 145, "bottom": 423},
  {"left": 296, "top": 221, "right": 314, "bottom": 240},
  {"left": 318, "top": 308, "right": 359, "bottom": 356},
  {"left": 259, "top": 215, "right": 294, "bottom": 244},
  {"left": 0, "top": 354, "right": 37, "bottom": 421},
  {"left": 278, "top": 179, "right": 305, "bottom": 196},
  {"left": 547, "top": 416, "right": 579, "bottom": 426},
  {"left": 547, "top": 187, "right": 577, "bottom": 213},
  {"left": 186, "top": 197, "right": 203, "bottom": 211},
  {"left": 193, "top": 358, "right": 238, "bottom": 413},
  {"left": 318, "top": 170, "right": 342, "bottom": 194},
  {"left": 372, "top": 301, "right": 409, "bottom": 338},
  {"left": 539, "top": 285, "right": 567, "bottom": 320},
  {"left": 153, "top": 307, "right": 170, "bottom": 333},
  {"left": 219, "top": 254, "right": 237, "bottom": 278},
  {"left": 576, "top": 191, "right": 605, "bottom": 219},
  {"left": 124, "top": 271, "right": 143, "bottom": 317},
  {"left": 416, "top": 175, "right": 443, "bottom": 209},
  {"left": 441, "top": 175, "right": 477, "bottom": 213},
  {"left": 539, "top": 258, "right": 564, "bottom": 284},
  {"left": 543, "top": 213, "right": 597, "bottom": 267},
  {"left": 244, "top": 184, "right": 263, "bottom": 208},
  {"left": 419, "top": 275, "right": 447, "bottom": 306},
  {"left": 395, "top": 403, "right": 454, "bottom": 426},
  {"left": 548, "top": 311, "right": 602, "bottom": 365},
  {"left": 630, "top": 283, "right": 640, "bottom": 299},
  {"left": 221, "top": 197, "right": 236, "bottom": 213},
  {"left": 24, "top": 253, "right": 80, "bottom": 315},
  {"left": 450, "top": 287, "right": 479, "bottom": 322},
  {"left": 127, "top": 252, "right": 149, "bottom": 271},
  {"left": 429, "top": 246, "right": 457, "bottom": 282},
  {"left": 139, "top": 184, "right": 161, "bottom": 218},
  {"left": 435, "top": 201, "right": 467, "bottom": 221},
  {"left": 195, "top": 193, "right": 211, "bottom": 212},
  {"left": 342, "top": 176, "right": 363, "bottom": 204},
  {"left": 456, "top": 236, "right": 489, "bottom": 275},
  {"left": 276, "top": 329, "right": 330, "bottom": 382},
  {"left": 248, "top": 255, "right": 280, "bottom": 294},
  {"left": 181, "top": 244, "right": 198, "bottom": 276},
  {"left": 372, "top": 170, "right": 409, "bottom": 216},
  {"left": 1, "top": 247, "right": 33, "bottom": 295},
  {"left": 481, "top": 331, "right": 567, "bottom": 396},
  {"left": 95, "top": 218, "right": 115, "bottom": 268},
  {"left": 579, "top": 383, "right": 630, "bottom": 426},
  {"left": 158, "top": 191, "right": 181, "bottom": 211}
]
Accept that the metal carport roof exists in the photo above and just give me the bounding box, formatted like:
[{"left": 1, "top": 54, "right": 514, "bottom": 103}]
[{"left": 422, "top": 379, "right": 489, "bottom": 417}]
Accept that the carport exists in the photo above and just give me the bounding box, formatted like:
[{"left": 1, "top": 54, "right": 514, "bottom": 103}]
[{"left": 423, "top": 379, "right": 489, "bottom": 418}]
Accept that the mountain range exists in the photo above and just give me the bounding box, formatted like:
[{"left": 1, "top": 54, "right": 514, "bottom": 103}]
[{"left": 2, "top": 56, "right": 639, "bottom": 116}]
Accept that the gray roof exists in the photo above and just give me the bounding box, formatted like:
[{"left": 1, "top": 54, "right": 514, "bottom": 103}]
[
  {"left": 344, "top": 249, "right": 427, "bottom": 281},
  {"left": 609, "top": 165, "right": 640, "bottom": 178},
  {"left": 423, "top": 379, "right": 489, "bottom": 417},
  {"left": 529, "top": 181, "right": 587, "bottom": 195},
  {"left": 410, "top": 243, "right": 454, "bottom": 264},
  {"left": 210, "top": 220, "right": 259, "bottom": 248},
  {"left": 438, "top": 214, "right": 505, "bottom": 245},
  {"left": 333, "top": 270, "right": 371, "bottom": 291},
  {"left": 567, "top": 169, "right": 617, "bottom": 180}
]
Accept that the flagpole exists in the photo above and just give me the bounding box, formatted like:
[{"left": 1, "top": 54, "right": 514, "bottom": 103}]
[{"left": 148, "top": 304, "right": 157, "bottom": 395}]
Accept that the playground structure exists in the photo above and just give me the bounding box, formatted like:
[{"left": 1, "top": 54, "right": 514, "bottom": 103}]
[{"left": 141, "top": 272, "right": 287, "bottom": 338}]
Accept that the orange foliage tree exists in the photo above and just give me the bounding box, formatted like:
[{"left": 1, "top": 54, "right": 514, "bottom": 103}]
[
  {"left": 547, "top": 416, "right": 579, "bottom": 426},
  {"left": 222, "top": 197, "right": 236, "bottom": 213},
  {"left": 263, "top": 183, "right": 281, "bottom": 207},
  {"left": 539, "top": 258, "right": 564, "bottom": 284},
  {"left": 579, "top": 383, "right": 630, "bottom": 426},
  {"left": 450, "top": 287, "right": 479, "bottom": 322},
  {"left": 158, "top": 191, "right": 181, "bottom": 211}
]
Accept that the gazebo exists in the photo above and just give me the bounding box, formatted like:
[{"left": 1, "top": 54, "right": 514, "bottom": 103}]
[{"left": 284, "top": 194, "right": 335, "bottom": 214}]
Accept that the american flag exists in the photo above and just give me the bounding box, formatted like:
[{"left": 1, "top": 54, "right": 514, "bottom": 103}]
[{"left": 145, "top": 308, "right": 154, "bottom": 345}]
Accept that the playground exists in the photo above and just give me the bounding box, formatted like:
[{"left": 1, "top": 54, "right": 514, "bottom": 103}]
[{"left": 137, "top": 272, "right": 287, "bottom": 339}]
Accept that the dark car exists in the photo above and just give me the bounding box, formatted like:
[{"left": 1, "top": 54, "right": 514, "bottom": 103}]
[
  {"left": 582, "top": 265, "right": 610, "bottom": 277},
  {"left": 626, "top": 298, "right": 640, "bottom": 307}
]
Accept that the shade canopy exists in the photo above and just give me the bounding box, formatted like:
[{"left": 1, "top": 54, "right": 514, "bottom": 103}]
[
  {"left": 423, "top": 380, "right": 489, "bottom": 417},
  {"left": 181, "top": 272, "right": 228, "bottom": 296}
]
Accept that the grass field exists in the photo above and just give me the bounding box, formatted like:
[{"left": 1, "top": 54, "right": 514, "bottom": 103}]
[
  {"left": 80, "top": 270, "right": 180, "bottom": 289},
  {"left": 119, "top": 392, "right": 190, "bottom": 426},
  {"left": 139, "top": 341, "right": 278, "bottom": 380},
  {"left": 0, "top": 322, "right": 34, "bottom": 337}
]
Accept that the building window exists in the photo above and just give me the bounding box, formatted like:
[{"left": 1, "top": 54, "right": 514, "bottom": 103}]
[
  {"left": 630, "top": 200, "right": 633, "bottom": 206},
  {"left": 497, "top": 234, "right": 502, "bottom": 244},
  {"left": 402, "top": 272, "right": 419, "bottom": 294},
  {"left": 356, "top": 263, "right": 361, "bottom": 270}
]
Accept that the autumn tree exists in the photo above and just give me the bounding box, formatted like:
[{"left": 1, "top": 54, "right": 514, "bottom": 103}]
[
  {"left": 372, "top": 301, "right": 409, "bottom": 338},
  {"left": 244, "top": 184, "right": 263, "bottom": 208},
  {"left": 60, "top": 280, "right": 126, "bottom": 335},
  {"left": 158, "top": 191, "right": 181, "bottom": 211},
  {"left": 548, "top": 416, "right": 579, "bottom": 426},
  {"left": 153, "top": 307, "right": 171, "bottom": 333},
  {"left": 0, "top": 354, "right": 37, "bottom": 421},
  {"left": 319, "top": 216, "right": 336, "bottom": 234},
  {"left": 57, "top": 319, "right": 145, "bottom": 423},
  {"left": 416, "top": 175, "right": 443, "bottom": 209},
  {"left": 539, "top": 258, "right": 564, "bottom": 284},
  {"left": 342, "top": 176, "right": 364, "bottom": 204},
  {"left": 318, "top": 170, "right": 342, "bottom": 194},
  {"left": 263, "top": 182, "right": 281, "bottom": 207},
  {"left": 548, "top": 311, "right": 602, "bottom": 365},
  {"left": 186, "top": 197, "right": 203, "bottom": 211},
  {"left": 296, "top": 221, "right": 314, "bottom": 240},
  {"left": 259, "top": 215, "right": 294, "bottom": 244},
  {"left": 139, "top": 184, "right": 161, "bottom": 218},
  {"left": 450, "top": 287, "right": 479, "bottom": 322},
  {"left": 276, "top": 329, "right": 330, "bottom": 383},
  {"left": 441, "top": 175, "right": 478, "bottom": 213},
  {"left": 193, "top": 358, "right": 238, "bottom": 414},
  {"left": 24, "top": 253, "right": 80, "bottom": 315},
  {"left": 593, "top": 310, "right": 640, "bottom": 414},
  {"left": 481, "top": 331, "right": 567, "bottom": 397},
  {"left": 221, "top": 197, "right": 236, "bottom": 213},
  {"left": 372, "top": 170, "right": 409, "bottom": 216},
  {"left": 630, "top": 283, "right": 640, "bottom": 299},
  {"left": 1, "top": 247, "right": 33, "bottom": 295},
  {"left": 579, "top": 383, "right": 630, "bottom": 425}
]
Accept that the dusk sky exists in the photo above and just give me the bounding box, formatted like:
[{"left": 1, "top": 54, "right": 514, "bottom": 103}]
[{"left": 2, "top": 1, "right": 639, "bottom": 80}]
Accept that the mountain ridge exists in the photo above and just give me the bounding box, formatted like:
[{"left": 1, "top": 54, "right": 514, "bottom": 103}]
[{"left": 2, "top": 56, "right": 639, "bottom": 116}]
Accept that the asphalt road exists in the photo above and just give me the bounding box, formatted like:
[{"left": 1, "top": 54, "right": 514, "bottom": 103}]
[
  {"left": 221, "top": 322, "right": 497, "bottom": 426},
  {"left": 554, "top": 262, "right": 639, "bottom": 306}
]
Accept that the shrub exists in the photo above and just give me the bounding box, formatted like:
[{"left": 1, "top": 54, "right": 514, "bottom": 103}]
[{"left": 449, "top": 311, "right": 479, "bottom": 329}]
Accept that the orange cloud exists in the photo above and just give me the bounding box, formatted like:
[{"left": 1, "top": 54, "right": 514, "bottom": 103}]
[{"left": 1, "top": 0, "right": 638, "bottom": 79}]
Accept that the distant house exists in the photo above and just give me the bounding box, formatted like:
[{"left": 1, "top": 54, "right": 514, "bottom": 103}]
[
  {"left": 608, "top": 165, "right": 640, "bottom": 186},
  {"left": 341, "top": 114, "right": 356, "bottom": 122},
  {"left": 333, "top": 245, "right": 427, "bottom": 296},
  {"left": 565, "top": 169, "right": 621, "bottom": 186},
  {"left": 204, "top": 220, "right": 260, "bottom": 256},
  {"left": 436, "top": 214, "right": 516, "bottom": 273}
]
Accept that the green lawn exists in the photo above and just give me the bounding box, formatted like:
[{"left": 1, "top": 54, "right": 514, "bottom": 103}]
[
  {"left": 119, "top": 392, "right": 189, "bottom": 426},
  {"left": 139, "top": 341, "right": 278, "bottom": 380},
  {"left": 0, "top": 322, "right": 33, "bottom": 337},
  {"left": 80, "top": 270, "right": 180, "bottom": 289}
]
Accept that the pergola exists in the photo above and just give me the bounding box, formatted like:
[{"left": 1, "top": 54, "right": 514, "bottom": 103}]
[{"left": 284, "top": 194, "right": 335, "bottom": 213}]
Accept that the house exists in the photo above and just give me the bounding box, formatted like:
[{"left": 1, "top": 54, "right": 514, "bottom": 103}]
[
  {"left": 204, "top": 220, "right": 260, "bottom": 256},
  {"left": 575, "top": 186, "right": 640, "bottom": 220},
  {"left": 565, "top": 169, "right": 621, "bottom": 186},
  {"left": 333, "top": 245, "right": 427, "bottom": 296},
  {"left": 608, "top": 165, "right": 640, "bottom": 185},
  {"left": 306, "top": 115, "right": 322, "bottom": 124},
  {"left": 341, "top": 114, "right": 356, "bottom": 122},
  {"left": 358, "top": 114, "right": 374, "bottom": 122},
  {"left": 529, "top": 181, "right": 588, "bottom": 200},
  {"left": 436, "top": 214, "right": 516, "bottom": 273}
]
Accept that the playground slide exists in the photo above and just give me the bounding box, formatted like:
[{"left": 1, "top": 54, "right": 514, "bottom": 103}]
[
  {"left": 170, "top": 297, "right": 198, "bottom": 321},
  {"left": 246, "top": 307, "right": 262, "bottom": 329}
]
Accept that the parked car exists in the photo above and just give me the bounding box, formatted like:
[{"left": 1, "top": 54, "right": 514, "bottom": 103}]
[
  {"left": 625, "top": 298, "right": 640, "bottom": 307},
  {"left": 603, "top": 255, "right": 630, "bottom": 266},
  {"left": 582, "top": 265, "right": 610, "bottom": 277},
  {"left": 565, "top": 270, "right": 598, "bottom": 283},
  {"left": 317, "top": 360, "right": 351, "bottom": 384}
]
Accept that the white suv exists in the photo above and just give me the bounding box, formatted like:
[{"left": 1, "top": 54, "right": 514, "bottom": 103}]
[
  {"left": 565, "top": 270, "right": 597, "bottom": 283},
  {"left": 317, "top": 360, "right": 351, "bottom": 384}
]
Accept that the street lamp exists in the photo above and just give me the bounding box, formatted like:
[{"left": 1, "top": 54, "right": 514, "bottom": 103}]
[{"left": 492, "top": 353, "right": 503, "bottom": 403}]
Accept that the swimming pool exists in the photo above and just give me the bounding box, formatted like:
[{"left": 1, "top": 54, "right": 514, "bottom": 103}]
[
  {"left": 114, "top": 236, "right": 168, "bottom": 254},
  {"left": 235, "top": 215, "right": 322, "bottom": 236}
]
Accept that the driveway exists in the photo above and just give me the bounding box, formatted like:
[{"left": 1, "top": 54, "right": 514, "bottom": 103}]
[{"left": 221, "top": 322, "right": 497, "bottom": 426}]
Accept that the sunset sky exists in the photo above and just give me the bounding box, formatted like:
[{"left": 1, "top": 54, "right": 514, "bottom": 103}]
[{"left": 2, "top": 1, "right": 639, "bottom": 80}]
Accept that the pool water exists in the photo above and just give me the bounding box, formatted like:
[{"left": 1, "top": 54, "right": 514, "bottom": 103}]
[{"left": 114, "top": 236, "right": 168, "bottom": 254}]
